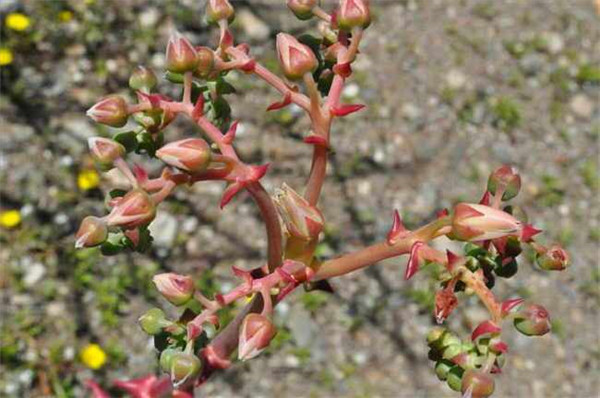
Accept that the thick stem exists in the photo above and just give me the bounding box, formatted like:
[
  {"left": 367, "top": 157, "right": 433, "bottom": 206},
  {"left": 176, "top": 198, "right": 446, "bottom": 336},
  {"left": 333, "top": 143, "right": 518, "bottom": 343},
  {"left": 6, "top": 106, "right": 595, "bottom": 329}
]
[
  {"left": 304, "top": 145, "right": 328, "bottom": 206},
  {"left": 460, "top": 268, "right": 502, "bottom": 322},
  {"left": 251, "top": 63, "right": 311, "bottom": 111},
  {"left": 182, "top": 71, "right": 193, "bottom": 105},
  {"left": 312, "top": 6, "right": 332, "bottom": 23},
  {"left": 246, "top": 182, "right": 283, "bottom": 272}
]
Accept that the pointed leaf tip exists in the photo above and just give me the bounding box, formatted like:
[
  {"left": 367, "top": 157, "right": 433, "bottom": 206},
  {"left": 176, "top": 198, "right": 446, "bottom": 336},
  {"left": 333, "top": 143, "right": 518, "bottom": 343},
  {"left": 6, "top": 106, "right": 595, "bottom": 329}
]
[
  {"left": 220, "top": 182, "right": 244, "bottom": 209},
  {"left": 387, "top": 209, "right": 408, "bottom": 244},
  {"left": 521, "top": 224, "right": 542, "bottom": 242},
  {"left": 501, "top": 298, "right": 524, "bottom": 316},
  {"left": 330, "top": 104, "right": 365, "bottom": 117},
  {"left": 405, "top": 241, "right": 424, "bottom": 280},
  {"left": 222, "top": 120, "right": 239, "bottom": 145},
  {"left": 266, "top": 92, "right": 292, "bottom": 111}
]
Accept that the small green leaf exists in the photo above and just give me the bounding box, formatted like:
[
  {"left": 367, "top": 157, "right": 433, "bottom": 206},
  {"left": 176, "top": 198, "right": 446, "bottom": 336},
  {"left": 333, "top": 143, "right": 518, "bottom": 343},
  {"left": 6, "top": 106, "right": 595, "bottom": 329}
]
[
  {"left": 109, "top": 189, "right": 127, "bottom": 199},
  {"left": 165, "top": 71, "right": 184, "bottom": 84},
  {"left": 100, "top": 233, "right": 126, "bottom": 256},
  {"left": 216, "top": 76, "right": 236, "bottom": 95},
  {"left": 113, "top": 131, "right": 138, "bottom": 152}
]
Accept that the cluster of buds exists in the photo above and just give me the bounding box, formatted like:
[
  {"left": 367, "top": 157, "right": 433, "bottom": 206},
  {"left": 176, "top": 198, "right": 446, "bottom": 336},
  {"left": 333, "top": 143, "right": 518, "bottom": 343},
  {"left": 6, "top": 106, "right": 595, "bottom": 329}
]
[{"left": 75, "top": 0, "right": 570, "bottom": 397}]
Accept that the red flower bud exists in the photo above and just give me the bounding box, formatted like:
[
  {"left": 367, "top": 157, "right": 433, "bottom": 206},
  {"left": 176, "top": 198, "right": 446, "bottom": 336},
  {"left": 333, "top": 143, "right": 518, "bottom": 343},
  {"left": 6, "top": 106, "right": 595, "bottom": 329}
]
[
  {"left": 75, "top": 216, "right": 108, "bottom": 248},
  {"left": 274, "top": 183, "right": 324, "bottom": 240},
  {"left": 238, "top": 314, "right": 277, "bottom": 361},
  {"left": 451, "top": 203, "right": 522, "bottom": 242},
  {"left": 129, "top": 66, "right": 157, "bottom": 92},
  {"left": 87, "top": 95, "right": 129, "bottom": 127},
  {"left": 169, "top": 352, "right": 202, "bottom": 388},
  {"left": 514, "top": 304, "right": 551, "bottom": 336},
  {"left": 337, "top": 0, "right": 371, "bottom": 31},
  {"left": 156, "top": 138, "right": 212, "bottom": 173},
  {"left": 434, "top": 289, "right": 458, "bottom": 324},
  {"left": 194, "top": 46, "right": 215, "bottom": 79},
  {"left": 88, "top": 137, "right": 125, "bottom": 166},
  {"left": 287, "top": 0, "right": 317, "bottom": 20},
  {"left": 106, "top": 189, "right": 156, "bottom": 229},
  {"left": 461, "top": 370, "right": 495, "bottom": 398},
  {"left": 487, "top": 165, "right": 521, "bottom": 200},
  {"left": 276, "top": 33, "right": 318, "bottom": 80},
  {"left": 152, "top": 273, "right": 195, "bottom": 306},
  {"left": 536, "top": 245, "right": 570, "bottom": 271},
  {"left": 165, "top": 31, "right": 198, "bottom": 74},
  {"left": 205, "top": 0, "right": 235, "bottom": 25}
]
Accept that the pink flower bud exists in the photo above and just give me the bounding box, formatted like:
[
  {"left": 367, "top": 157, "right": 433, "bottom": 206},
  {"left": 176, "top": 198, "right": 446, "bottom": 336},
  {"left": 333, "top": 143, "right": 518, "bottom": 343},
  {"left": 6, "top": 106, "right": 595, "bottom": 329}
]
[
  {"left": 156, "top": 138, "right": 212, "bottom": 173},
  {"left": 461, "top": 370, "right": 495, "bottom": 398},
  {"left": 106, "top": 189, "right": 156, "bottom": 229},
  {"left": 324, "top": 42, "right": 355, "bottom": 64},
  {"left": 337, "top": 0, "right": 371, "bottom": 31},
  {"left": 487, "top": 165, "right": 521, "bottom": 200},
  {"left": 75, "top": 216, "right": 108, "bottom": 248},
  {"left": 276, "top": 33, "right": 318, "bottom": 80},
  {"left": 165, "top": 31, "right": 198, "bottom": 74},
  {"left": 194, "top": 46, "right": 215, "bottom": 79},
  {"left": 152, "top": 273, "right": 195, "bottom": 306},
  {"left": 513, "top": 304, "right": 551, "bottom": 336},
  {"left": 274, "top": 183, "right": 324, "bottom": 240},
  {"left": 88, "top": 137, "right": 125, "bottom": 166},
  {"left": 238, "top": 314, "right": 277, "bottom": 361},
  {"left": 86, "top": 95, "right": 129, "bottom": 127},
  {"left": 129, "top": 66, "right": 157, "bottom": 92},
  {"left": 287, "top": 0, "right": 317, "bottom": 20},
  {"left": 536, "top": 245, "right": 570, "bottom": 271},
  {"left": 451, "top": 203, "right": 522, "bottom": 242},
  {"left": 205, "top": 0, "right": 235, "bottom": 25}
]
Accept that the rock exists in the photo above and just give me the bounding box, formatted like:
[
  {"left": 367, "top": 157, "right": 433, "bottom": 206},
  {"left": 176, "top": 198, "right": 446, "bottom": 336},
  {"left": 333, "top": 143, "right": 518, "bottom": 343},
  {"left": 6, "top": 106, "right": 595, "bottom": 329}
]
[
  {"left": 237, "top": 9, "right": 270, "bottom": 41},
  {"left": 446, "top": 69, "right": 466, "bottom": 89},
  {"left": 343, "top": 83, "right": 360, "bottom": 99},
  {"left": 402, "top": 103, "right": 421, "bottom": 120},
  {"left": 149, "top": 212, "right": 178, "bottom": 248},
  {"left": 570, "top": 94, "right": 594, "bottom": 119},
  {"left": 543, "top": 32, "right": 564, "bottom": 55},
  {"left": 23, "top": 263, "right": 46, "bottom": 288},
  {"left": 288, "top": 305, "right": 317, "bottom": 348}
]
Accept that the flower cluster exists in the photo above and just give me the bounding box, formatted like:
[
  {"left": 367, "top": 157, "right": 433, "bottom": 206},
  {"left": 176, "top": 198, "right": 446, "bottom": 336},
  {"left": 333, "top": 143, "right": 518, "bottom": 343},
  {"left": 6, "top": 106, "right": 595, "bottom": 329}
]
[{"left": 75, "top": 1, "right": 569, "bottom": 397}]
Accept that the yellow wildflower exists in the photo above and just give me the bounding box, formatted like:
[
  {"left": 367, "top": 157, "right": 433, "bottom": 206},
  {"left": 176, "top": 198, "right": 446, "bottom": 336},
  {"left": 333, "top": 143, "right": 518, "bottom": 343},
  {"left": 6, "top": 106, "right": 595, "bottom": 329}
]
[
  {"left": 80, "top": 343, "right": 107, "bottom": 369},
  {"left": 0, "top": 48, "right": 13, "bottom": 66},
  {"left": 58, "top": 11, "right": 73, "bottom": 23},
  {"left": 78, "top": 169, "right": 100, "bottom": 191},
  {"left": 5, "top": 13, "right": 31, "bottom": 31},
  {"left": 0, "top": 210, "right": 21, "bottom": 229}
]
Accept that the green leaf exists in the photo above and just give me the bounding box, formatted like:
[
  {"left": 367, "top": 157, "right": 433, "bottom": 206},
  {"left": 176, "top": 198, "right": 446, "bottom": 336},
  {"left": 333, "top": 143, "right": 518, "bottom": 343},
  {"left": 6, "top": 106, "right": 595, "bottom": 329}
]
[
  {"left": 136, "top": 227, "right": 154, "bottom": 253},
  {"left": 216, "top": 76, "right": 236, "bottom": 95},
  {"left": 113, "top": 131, "right": 138, "bottom": 152},
  {"left": 165, "top": 71, "right": 184, "bottom": 84},
  {"left": 100, "top": 233, "right": 126, "bottom": 256},
  {"left": 109, "top": 189, "right": 127, "bottom": 199},
  {"left": 136, "top": 131, "right": 157, "bottom": 157}
]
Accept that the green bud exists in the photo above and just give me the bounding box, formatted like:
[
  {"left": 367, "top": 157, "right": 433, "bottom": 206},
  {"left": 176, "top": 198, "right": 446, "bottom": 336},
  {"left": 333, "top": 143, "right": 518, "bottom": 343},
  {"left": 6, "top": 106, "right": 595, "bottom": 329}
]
[
  {"left": 426, "top": 327, "right": 447, "bottom": 346},
  {"left": 446, "top": 366, "right": 464, "bottom": 392},
  {"left": 138, "top": 308, "right": 170, "bottom": 335},
  {"left": 160, "top": 348, "right": 181, "bottom": 373},
  {"left": 170, "top": 352, "right": 202, "bottom": 388},
  {"left": 435, "top": 360, "right": 454, "bottom": 381},
  {"left": 442, "top": 344, "right": 463, "bottom": 360},
  {"left": 129, "top": 66, "right": 157, "bottom": 92},
  {"left": 440, "top": 332, "right": 461, "bottom": 348},
  {"left": 495, "top": 258, "right": 518, "bottom": 278}
]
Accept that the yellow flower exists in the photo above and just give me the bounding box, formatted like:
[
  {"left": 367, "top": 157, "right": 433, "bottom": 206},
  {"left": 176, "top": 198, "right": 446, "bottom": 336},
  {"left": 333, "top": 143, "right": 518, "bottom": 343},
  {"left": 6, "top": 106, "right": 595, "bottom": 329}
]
[
  {"left": 0, "top": 210, "right": 21, "bottom": 229},
  {"left": 78, "top": 169, "right": 100, "bottom": 191},
  {"left": 5, "top": 13, "right": 31, "bottom": 31},
  {"left": 80, "top": 344, "right": 107, "bottom": 370},
  {"left": 0, "top": 48, "right": 13, "bottom": 66},
  {"left": 58, "top": 11, "right": 73, "bottom": 23}
]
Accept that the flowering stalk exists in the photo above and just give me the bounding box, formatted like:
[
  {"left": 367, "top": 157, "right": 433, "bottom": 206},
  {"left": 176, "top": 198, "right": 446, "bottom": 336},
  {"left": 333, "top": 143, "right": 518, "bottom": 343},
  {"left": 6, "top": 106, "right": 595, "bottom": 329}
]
[{"left": 75, "top": 2, "right": 570, "bottom": 396}]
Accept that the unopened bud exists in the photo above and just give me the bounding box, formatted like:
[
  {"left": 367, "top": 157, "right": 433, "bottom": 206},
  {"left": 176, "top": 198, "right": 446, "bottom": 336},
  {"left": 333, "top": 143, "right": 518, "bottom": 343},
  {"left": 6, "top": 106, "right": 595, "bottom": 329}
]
[
  {"left": 106, "top": 189, "right": 156, "bottom": 229},
  {"left": 446, "top": 366, "right": 464, "bottom": 392},
  {"left": 514, "top": 304, "right": 551, "bottom": 336},
  {"left": 194, "top": 47, "right": 215, "bottom": 79},
  {"left": 451, "top": 203, "right": 522, "bottom": 242},
  {"left": 238, "top": 314, "right": 277, "bottom": 361},
  {"left": 152, "top": 273, "right": 195, "bottom": 306},
  {"left": 273, "top": 183, "right": 324, "bottom": 240},
  {"left": 337, "top": 0, "right": 371, "bottom": 31},
  {"left": 426, "top": 327, "right": 447, "bottom": 346},
  {"left": 159, "top": 348, "right": 181, "bottom": 373},
  {"left": 275, "top": 33, "right": 318, "bottom": 80},
  {"left": 156, "top": 138, "right": 212, "bottom": 173},
  {"left": 87, "top": 95, "right": 129, "bottom": 127},
  {"left": 324, "top": 42, "right": 354, "bottom": 64},
  {"left": 536, "top": 245, "right": 569, "bottom": 271},
  {"left": 461, "top": 370, "right": 495, "bottom": 398},
  {"left": 435, "top": 360, "right": 454, "bottom": 381},
  {"left": 434, "top": 289, "right": 458, "bottom": 324},
  {"left": 287, "top": 0, "right": 317, "bottom": 20},
  {"left": 170, "top": 352, "right": 202, "bottom": 388},
  {"left": 88, "top": 137, "right": 125, "bottom": 166},
  {"left": 129, "top": 66, "right": 157, "bottom": 92},
  {"left": 166, "top": 32, "right": 198, "bottom": 74},
  {"left": 205, "top": 0, "right": 235, "bottom": 25},
  {"left": 75, "top": 216, "right": 108, "bottom": 248},
  {"left": 487, "top": 165, "right": 521, "bottom": 200},
  {"left": 139, "top": 308, "right": 171, "bottom": 335}
]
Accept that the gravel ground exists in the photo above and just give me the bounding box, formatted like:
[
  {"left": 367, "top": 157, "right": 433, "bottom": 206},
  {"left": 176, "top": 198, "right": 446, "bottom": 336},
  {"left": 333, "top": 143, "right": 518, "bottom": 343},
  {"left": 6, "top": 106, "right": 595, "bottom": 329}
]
[{"left": 1, "top": 0, "right": 599, "bottom": 397}]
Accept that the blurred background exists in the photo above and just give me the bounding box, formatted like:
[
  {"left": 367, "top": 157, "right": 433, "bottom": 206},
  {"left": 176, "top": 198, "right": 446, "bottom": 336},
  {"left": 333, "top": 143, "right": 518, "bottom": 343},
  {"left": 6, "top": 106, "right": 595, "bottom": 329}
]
[{"left": 1, "top": 0, "right": 599, "bottom": 397}]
